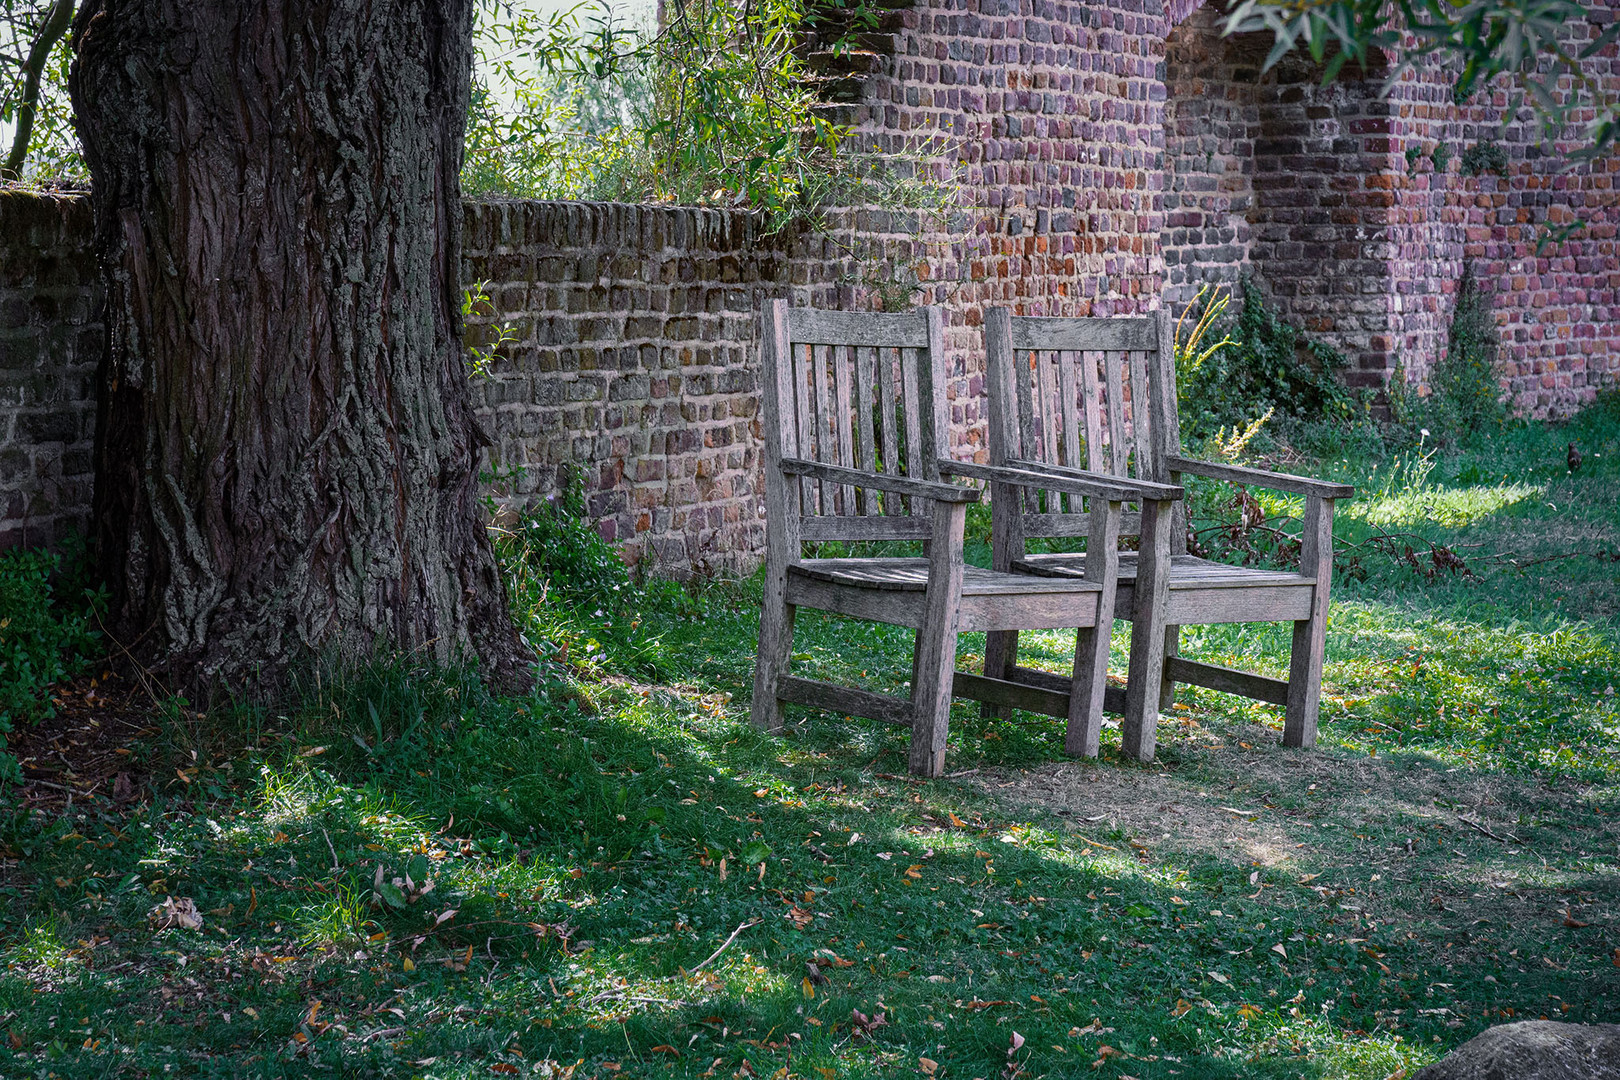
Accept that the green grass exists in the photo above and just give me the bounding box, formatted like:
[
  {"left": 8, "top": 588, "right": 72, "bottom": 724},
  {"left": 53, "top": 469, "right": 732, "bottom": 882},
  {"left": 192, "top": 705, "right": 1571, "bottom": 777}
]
[{"left": 1, "top": 399, "right": 1617, "bottom": 1079}]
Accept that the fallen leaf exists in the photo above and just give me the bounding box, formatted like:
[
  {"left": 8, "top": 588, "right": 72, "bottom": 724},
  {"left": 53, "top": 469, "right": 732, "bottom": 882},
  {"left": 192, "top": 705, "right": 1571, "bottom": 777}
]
[
  {"left": 1562, "top": 912, "right": 1589, "bottom": 929},
  {"left": 1170, "top": 999, "right": 1192, "bottom": 1017},
  {"left": 402, "top": 956, "right": 414, "bottom": 972},
  {"left": 650, "top": 1045, "right": 679, "bottom": 1056},
  {"left": 1009, "top": 1030, "right": 1025, "bottom": 1053},
  {"left": 1271, "top": 944, "right": 1288, "bottom": 958},
  {"left": 147, "top": 896, "right": 203, "bottom": 932},
  {"left": 919, "top": 1057, "right": 938, "bottom": 1076},
  {"left": 802, "top": 976, "right": 816, "bottom": 998},
  {"left": 1207, "top": 971, "right": 1230, "bottom": 985},
  {"left": 491, "top": 1065, "right": 520, "bottom": 1075}
]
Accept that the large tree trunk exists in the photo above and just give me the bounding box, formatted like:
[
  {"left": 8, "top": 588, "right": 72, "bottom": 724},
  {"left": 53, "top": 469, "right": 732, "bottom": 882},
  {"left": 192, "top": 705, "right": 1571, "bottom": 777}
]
[{"left": 69, "top": 0, "right": 527, "bottom": 691}]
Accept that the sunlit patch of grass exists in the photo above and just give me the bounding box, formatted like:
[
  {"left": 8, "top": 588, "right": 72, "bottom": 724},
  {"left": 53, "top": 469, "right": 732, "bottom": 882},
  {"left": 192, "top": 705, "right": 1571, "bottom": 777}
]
[
  {"left": 294, "top": 878, "right": 375, "bottom": 949},
  {"left": 1347, "top": 481, "right": 1542, "bottom": 529},
  {"left": 12, "top": 916, "right": 75, "bottom": 970}
]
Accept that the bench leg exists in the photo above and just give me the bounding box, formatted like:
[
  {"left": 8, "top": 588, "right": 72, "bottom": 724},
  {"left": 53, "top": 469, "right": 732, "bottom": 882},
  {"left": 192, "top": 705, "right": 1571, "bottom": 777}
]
[
  {"left": 751, "top": 567, "right": 797, "bottom": 734},
  {"left": 1067, "top": 498, "right": 1121, "bottom": 757},
  {"left": 1159, "top": 624, "right": 1180, "bottom": 712},
  {"left": 1284, "top": 495, "right": 1333, "bottom": 749},
  {"left": 1283, "top": 613, "right": 1325, "bottom": 748},
  {"left": 1122, "top": 499, "right": 1172, "bottom": 763},
  {"left": 910, "top": 501, "right": 967, "bottom": 777}
]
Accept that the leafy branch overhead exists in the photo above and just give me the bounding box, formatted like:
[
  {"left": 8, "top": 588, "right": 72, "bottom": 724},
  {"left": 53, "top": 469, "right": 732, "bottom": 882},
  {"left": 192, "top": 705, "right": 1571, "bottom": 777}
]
[
  {"left": 0, "top": 0, "right": 80, "bottom": 180},
  {"left": 466, "top": 0, "right": 954, "bottom": 228},
  {"left": 1223, "top": 0, "right": 1620, "bottom": 161}
]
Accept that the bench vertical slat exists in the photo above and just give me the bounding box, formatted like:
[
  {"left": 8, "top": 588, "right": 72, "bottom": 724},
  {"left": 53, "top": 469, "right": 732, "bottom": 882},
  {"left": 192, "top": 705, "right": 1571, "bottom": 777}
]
[
  {"left": 922, "top": 307, "right": 949, "bottom": 484},
  {"left": 1014, "top": 347, "right": 1037, "bottom": 511},
  {"left": 794, "top": 341, "right": 818, "bottom": 515},
  {"left": 900, "top": 344, "right": 925, "bottom": 509},
  {"left": 1057, "top": 350, "right": 1083, "bottom": 512},
  {"left": 811, "top": 343, "right": 836, "bottom": 512},
  {"left": 1129, "top": 348, "right": 1155, "bottom": 486},
  {"left": 1036, "top": 349, "right": 1063, "bottom": 513},
  {"left": 877, "top": 346, "right": 902, "bottom": 514},
  {"left": 854, "top": 345, "right": 878, "bottom": 514},
  {"left": 834, "top": 344, "right": 857, "bottom": 515},
  {"left": 1105, "top": 349, "right": 1129, "bottom": 476},
  {"left": 1080, "top": 349, "right": 1105, "bottom": 474}
]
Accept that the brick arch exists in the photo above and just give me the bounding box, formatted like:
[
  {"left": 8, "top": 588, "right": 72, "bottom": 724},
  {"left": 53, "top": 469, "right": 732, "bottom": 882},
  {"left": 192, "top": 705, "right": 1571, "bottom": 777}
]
[
  {"left": 1166, "top": 0, "right": 1213, "bottom": 30},
  {"left": 1161, "top": 3, "right": 1402, "bottom": 391}
]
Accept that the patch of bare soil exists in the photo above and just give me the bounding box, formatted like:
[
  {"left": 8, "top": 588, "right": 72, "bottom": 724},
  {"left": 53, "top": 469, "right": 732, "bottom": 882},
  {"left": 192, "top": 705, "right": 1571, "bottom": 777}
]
[
  {"left": 7, "top": 671, "right": 159, "bottom": 813},
  {"left": 969, "top": 719, "right": 1620, "bottom": 964}
]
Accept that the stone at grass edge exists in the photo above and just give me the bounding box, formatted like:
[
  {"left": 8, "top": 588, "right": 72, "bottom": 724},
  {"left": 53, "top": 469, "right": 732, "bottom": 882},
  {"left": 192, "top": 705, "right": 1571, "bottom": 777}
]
[{"left": 1412, "top": 1021, "right": 1620, "bottom": 1080}]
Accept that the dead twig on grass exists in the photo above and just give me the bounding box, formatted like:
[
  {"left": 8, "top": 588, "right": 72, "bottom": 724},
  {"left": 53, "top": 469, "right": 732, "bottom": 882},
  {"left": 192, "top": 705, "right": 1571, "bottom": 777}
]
[
  {"left": 690, "top": 917, "right": 762, "bottom": 973},
  {"left": 1458, "top": 816, "right": 1524, "bottom": 844}
]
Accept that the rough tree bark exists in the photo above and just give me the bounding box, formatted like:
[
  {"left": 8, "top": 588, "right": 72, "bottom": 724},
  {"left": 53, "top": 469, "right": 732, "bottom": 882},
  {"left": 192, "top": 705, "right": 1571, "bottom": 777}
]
[{"left": 69, "top": 0, "right": 528, "bottom": 691}]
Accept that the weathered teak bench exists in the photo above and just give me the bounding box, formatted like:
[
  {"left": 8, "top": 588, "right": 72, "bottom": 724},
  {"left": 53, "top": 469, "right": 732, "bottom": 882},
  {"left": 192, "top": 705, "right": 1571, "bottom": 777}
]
[
  {"left": 981, "top": 307, "right": 1354, "bottom": 761},
  {"left": 749, "top": 301, "right": 1169, "bottom": 776}
]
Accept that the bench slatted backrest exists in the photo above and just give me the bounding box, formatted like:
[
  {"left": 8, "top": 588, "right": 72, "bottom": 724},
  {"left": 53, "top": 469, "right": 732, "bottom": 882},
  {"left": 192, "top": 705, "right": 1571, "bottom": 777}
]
[
  {"left": 986, "top": 310, "right": 1180, "bottom": 539},
  {"left": 761, "top": 301, "right": 948, "bottom": 544}
]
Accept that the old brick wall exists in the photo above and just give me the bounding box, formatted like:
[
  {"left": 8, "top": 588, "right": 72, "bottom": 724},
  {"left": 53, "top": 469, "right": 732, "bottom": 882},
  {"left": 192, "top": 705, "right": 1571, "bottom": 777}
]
[
  {"left": 0, "top": 190, "right": 100, "bottom": 552},
  {"left": 1163, "top": 4, "right": 1402, "bottom": 392},
  {"left": 1163, "top": 0, "right": 1620, "bottom": 411},
  {"left": 462, "top": 199, "right": 795, "bottom": 575},
  {"left": 1385, "top": 7, "right": 1620, "bottom": 417}
]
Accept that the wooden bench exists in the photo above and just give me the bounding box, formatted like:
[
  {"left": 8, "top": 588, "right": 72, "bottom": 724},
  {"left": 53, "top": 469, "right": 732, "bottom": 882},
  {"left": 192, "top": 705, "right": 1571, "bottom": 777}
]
[
  {"left": 749, "top": 302, "right": 1172, "bottom": 776},
  {"left": 980, "top": 308, "right": 1354, "bottom": 761}
]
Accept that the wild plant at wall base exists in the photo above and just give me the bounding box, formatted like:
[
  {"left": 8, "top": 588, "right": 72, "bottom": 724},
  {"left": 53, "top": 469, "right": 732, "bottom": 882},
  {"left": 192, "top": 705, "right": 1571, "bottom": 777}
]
[
  {"left": 0, "top": 544, "right": 104, "bottom": 784},
  {"left": 491, "top": 470, "right": 691, "bottom": 682},
  {"left": 1176, "top": 279, "right": 1360, "bottom": 442}
]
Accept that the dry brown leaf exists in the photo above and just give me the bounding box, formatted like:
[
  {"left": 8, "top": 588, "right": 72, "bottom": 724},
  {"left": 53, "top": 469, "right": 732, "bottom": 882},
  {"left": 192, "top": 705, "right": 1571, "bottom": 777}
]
[{"left": 147, "top": 896, "right": 203, "bottom": 932}]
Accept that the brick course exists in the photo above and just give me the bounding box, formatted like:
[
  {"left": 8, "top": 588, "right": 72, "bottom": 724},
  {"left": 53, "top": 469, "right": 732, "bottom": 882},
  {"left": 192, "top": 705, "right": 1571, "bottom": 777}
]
[{"left": 0, "top": 190, "right": 100, "bottom": 552}]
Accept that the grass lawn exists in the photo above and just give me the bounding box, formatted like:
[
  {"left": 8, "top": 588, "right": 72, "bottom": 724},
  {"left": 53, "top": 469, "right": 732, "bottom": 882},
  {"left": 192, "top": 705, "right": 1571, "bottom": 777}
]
[{"left": 1, "top": 401, "right": 1617, "bottom": 1079}]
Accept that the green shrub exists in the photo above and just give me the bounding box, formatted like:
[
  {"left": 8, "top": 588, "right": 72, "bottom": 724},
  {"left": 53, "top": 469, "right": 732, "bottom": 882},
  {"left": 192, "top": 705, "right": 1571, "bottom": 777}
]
[
  {"left": 463, "top": 0, "right": 951, "bottom": 232},
  {"left": 1388, "top": 264, "right": 1505, "bottom": 446},
  {"left": 1430, "top": 264, "right": 1506, "bottom": 439},
  {"left": 0, "top": 545, "right": 104, "bottom": 785},
  {"left": 493, "top": 469, "right": 692, "bottom": 681},
  {"left": 1178, "top": 278, "right": 1360, "bottom": 442}
]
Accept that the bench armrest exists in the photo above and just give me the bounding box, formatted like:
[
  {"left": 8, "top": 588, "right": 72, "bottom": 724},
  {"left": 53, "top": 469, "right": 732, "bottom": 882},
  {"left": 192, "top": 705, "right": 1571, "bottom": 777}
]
[
  {"left": 1167, "top": 456, "right": 1355, "bottom": 499},
  {"left": 1001, "top": 459, "right": 1185, "bottom": 502},
  {"left": 780, "top": 458, "right": 981, "bottom": 504},
  {"left": 942, "top": 460, "right": 1180, "bottom": 503}
]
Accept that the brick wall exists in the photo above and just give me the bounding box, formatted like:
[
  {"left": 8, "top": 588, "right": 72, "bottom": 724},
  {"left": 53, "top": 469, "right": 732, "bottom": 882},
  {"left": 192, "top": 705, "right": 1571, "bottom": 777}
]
[
  {"left": 1385, "top": 8, "right": 1620, "bottom": 417},
  {"left": 1163, "top": 5, "right": 1402, "bottom": 391},
  {"left": 1163, "top": 0, "right": 1620, "bottom": 411},
  {"left": 462, "top": 199, "right": 795, "bottom": 575},
  {"left": 0, "top": 190, "right": 100, "bottom": 551}
]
